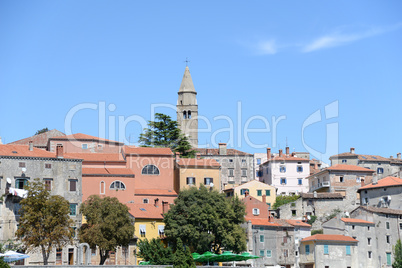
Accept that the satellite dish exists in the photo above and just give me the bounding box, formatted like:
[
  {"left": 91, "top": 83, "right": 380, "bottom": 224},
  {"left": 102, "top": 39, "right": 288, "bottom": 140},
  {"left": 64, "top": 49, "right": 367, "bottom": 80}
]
[
  {"left": 345, "top": 212, "right": 350, "bottom": 217},
  {"left": 209, "top": 183, "right": 214, "bottom": 188},
  {"left": 307, "top": 215, "right": 311, "bottom": 220},
  {"left": 22, "top": 168, "right": 26, "bottom": 172},
  {"left": 6, "top": 177, "right": 11, "bottom": 184}
]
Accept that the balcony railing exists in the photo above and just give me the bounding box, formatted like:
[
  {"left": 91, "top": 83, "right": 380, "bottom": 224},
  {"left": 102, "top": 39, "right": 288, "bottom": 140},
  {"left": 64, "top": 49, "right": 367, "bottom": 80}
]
[{"left": 311, "top": 181, "right": 330, "bottom": 191}]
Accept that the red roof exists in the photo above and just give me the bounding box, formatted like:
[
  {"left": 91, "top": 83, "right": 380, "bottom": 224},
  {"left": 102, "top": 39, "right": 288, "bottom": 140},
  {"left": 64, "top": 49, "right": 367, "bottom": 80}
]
[
  {"left": 124, "top": 146, "right": 173, "bottom": 156},
  {"left": 358, "top": 176, "right": 402, "bottom": 191},
  {"left": 245, "top": 218, "right": 283, "bottom": 227},
  {"left": 326, "top": 164, "right": 375, "bottom": 172},
  {"left": 0, "top": 144, "right": 79, "bottom": 160},
  {"left": 82, "top": 168, "right": 134, "bottom": 176},
  {"left": 135, "top": 189, "right": 178, "bottom": 196},
  {"left": 286, "top": 219, "right": 312, "bottom": 228},
  {"left": 177, "top": 158, "right": 220, "bottom": 167},
  {"left": 265, "top": 155, "right": 309, "bottom": 163},
  {"left": 341, "top": 218, "right": 374, "bottom": 225},
  {"left": 196, "top": 148, "right": 252, "bottom": 156},
  {"left": 50, "top": 133, "right": 123, "bottom": 144},
  {"left": 127, "top": 203, "right": 165, "bottom": 219},
  {"left": 9, "top": 129, "right": 65, "bottom": 147},
  {"left": 301, "top": 234, "right": 358, "bottom": 243},
  {"left": 64, "top": 153, "right": 125, "bottom": 162}
]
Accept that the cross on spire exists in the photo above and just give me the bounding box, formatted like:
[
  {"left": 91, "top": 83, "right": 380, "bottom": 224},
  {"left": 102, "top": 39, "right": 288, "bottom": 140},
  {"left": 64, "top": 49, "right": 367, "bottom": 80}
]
[{"left": 184, "top": 57, "right": 190, "bottom": 66}]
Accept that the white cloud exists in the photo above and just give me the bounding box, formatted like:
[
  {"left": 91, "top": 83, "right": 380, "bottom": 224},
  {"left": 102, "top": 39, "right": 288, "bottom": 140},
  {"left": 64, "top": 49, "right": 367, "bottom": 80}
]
[
  {"left": 256, "top": 39, "right": 277, "bottom": 55},
  {"left": 302, "top": 23, "right": 402, "bottom": 53}
]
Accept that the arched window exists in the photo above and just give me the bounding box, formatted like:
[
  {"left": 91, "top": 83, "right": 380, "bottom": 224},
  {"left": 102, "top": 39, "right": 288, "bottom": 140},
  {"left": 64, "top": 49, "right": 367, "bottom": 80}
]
[
  {"left": 110, "top": 181, "right": 126, "bottom": 190},
  {"left": 142, "top": 165, "right": 160, "bottom": 175},
  {"left": 188, "top": 110, "right": 191, "bottom": 119},
  {"left": 183, "top": 111, "right": 187, "bottom": 119},
  {"left": 100, "top": 181, "right": 105, "bottom": 194}
]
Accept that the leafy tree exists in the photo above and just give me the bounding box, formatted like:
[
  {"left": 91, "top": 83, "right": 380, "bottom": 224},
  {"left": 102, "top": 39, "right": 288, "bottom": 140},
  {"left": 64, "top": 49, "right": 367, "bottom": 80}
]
[
  {"left": 0, "top": 242, "right": 10, "bottom": 268},
  {"left": 35, "top": 128, "right": 49, "bottom": 135},
  {"left": 173, "top": 238, "right": 195, "bottom": 268},
  {"left": 393, "top": 239, "right": 402, "bottom": 268},
  {"left": 15, "top": 178, "right": 73, "bottom": 265},
  {"left": 164, "top": 185, "right": 247, "bottom": 254},
  {"left": 138, "top": 113, "right": 196, "bottom": 158},
  {"left": 136, "top": 238, "right": 173, "bottom": 265},
  {"left": 79, "top": 195, "right": 134, "bottom": 265},
  {"left": 273, "top": 195, "right": 300, "bottom": 209}
]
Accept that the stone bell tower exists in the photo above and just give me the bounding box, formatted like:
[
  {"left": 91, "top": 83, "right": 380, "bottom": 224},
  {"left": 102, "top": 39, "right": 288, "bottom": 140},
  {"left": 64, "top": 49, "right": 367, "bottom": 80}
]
[{"left": 177, "top": 66, "right": 198, "bottom": 147}]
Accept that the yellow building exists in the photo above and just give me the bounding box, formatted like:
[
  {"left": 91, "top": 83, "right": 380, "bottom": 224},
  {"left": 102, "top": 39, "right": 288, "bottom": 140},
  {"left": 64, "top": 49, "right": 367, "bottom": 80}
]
[
  {"left": 174, "top": 156, "right": 221, "bottom": 192},
  {"left": 223, "top": 180, "right": 276, "bottom": 206}
]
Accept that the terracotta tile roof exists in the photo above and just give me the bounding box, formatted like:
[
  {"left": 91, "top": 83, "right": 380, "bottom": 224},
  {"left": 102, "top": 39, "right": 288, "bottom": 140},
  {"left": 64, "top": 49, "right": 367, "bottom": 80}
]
[
  {"left": 330, "top": 152, "right": 389, "bottom": 162},
  {"left": 358, "top": 176, "right": 402, "bottom": 191},
  {"left": 127, "top": 203, "right": 164, "bottom": 219},
  {"left": 64, "top": 153, "right": 125, "bottom": 162},
  {"left": 196, "top": 148, "right": 252, "bottom": 156},
  {"left": 300, "top": 193, "right": 343, "bottom": 199},
  {"left": 245, "top": 218, "right": 284, "bottom": 227},
  {"left": 264, "top": 155, "right": 309, "bottom": 163},
  {"left": 177, "top": 158, "right": 220, "bottom": 167},
  {"left": 325, "top": 164, "right": 375, "bottom": 173},
  {"left": 301, "top": 234, "right": 358, "bottom": 243},
  {"left": 50, "top": 133, "right": 123, "bottom": 144},
  {"left": 82, "top": 168, "right": 134, "bottom": 177},
  {"left": 0, "top": 144, "right": 80, "bottom": 160},
  {"left": 9, "top": 129, "right": 65, "bottom": 148},
  {"left": 359, "top": 205, "right": 402, "bottom": 215},
  {"left": 123, "top": 146, "right": 173, "bottom": 156},
  {"left": 135, "top": 189, "right": 178, "bottom": 196},
  {"left": 341, "top": 218, "right": 374, "bottom": 225},
  {"left": 286, "top": 219, "right": 312, "bottom": 228}
]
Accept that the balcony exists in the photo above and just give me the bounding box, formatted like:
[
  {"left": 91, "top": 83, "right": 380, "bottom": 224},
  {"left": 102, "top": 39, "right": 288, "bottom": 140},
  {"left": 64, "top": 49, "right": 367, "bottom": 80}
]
[{"left": 311, "top": 181, "right": 330, "bottom": 191}]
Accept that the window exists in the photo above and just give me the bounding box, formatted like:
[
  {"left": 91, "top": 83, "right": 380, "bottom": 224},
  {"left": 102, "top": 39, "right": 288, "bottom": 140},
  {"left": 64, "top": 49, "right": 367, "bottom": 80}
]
[
  {"left": 257, "top": 190, "right": 262, "bottom": 196},
  {"left": 188, "top": 111, "right": 191, "bottom": 119},
  {"left": 91, "top": 248, "right": 96, "bottom": 256},
  {"left": 240, "top": 189, "right": 249, "bottom": 195},
  {"left": 204, "top": 177, "right": 213, "bottom": 185},
  {"left": 186, "top": 177, "right": 195, "bottom": 185},
  {"left": 110, "top": 181, "right": 126, "bottom": 190},
  {"left": 253, "top": 208, "right": 260, "bottom": 215},
  {"left": 352, "top": 225, "right": 355, "bottom": 230},
  {"left": 265, "top": 190, "right": 271, "bottom": 196},
  {"left": 266, "top": 250, "right": 272, "bottom": 258},
  {"left": 386, "top": 222, "right": 390, "bottom": 229},
  {"left": 387, "top": 235, "right": 390, "bottom": 244},
  {"left": 280, "top": 166, "right": 286, "bottom": 173},
  {"left": 142, "top": 165, "right": 160, "bottom": 175},
  {"left": 69, "top": 179, "right": 77, "bottom": 192},
  {"left": 356, "top": 177, "right": 361, "bottom": 183},
  {"left": 14, "top": 203, "right": 21, "bottom": 216},
  {"left": 324, "top": 245, "right": 329, "bottom": 254},
  {"left": 229, "top": 159, "right": 233, "bottom": 163},
  {"left": 56, "top": 248, "right": 62, "bottom": 265},
  {"left": 256, "top": 171, "right": 262, "bottom": 177},
  {"left": 259, "top": 227, "right": 264, "bottom": 231},
  {"left": 368, "top": 238, "right": 371, "bottom": 245},
  {"left": 82, "top": 144, "right": 88, "bottom": 149},
  {"left": 72, "top": 227, "right": 77, "bottom": 238},
  {"left": 298, "top": 178, "right": 303, "bottom": 185},
  {"left": 228, "top": 169, "right": 234, "bottom": 177},
  {"left": 44, "top": 178, "right": 52, "bottom": 191},
  {"left": 283, "top": 249, "right": 288, "bottom": 257},
  {"left": 297, "top": 166, "right": 303, "bottom": 172},
  {"left": 400, "top": 223, "right": 402, "bottom": 230},
  {"left": 259, "top": 235, "right": 264, "bottom": 242},
  {"left": 259, "top": 250, "right": 264, "bottom": 257},
  {"left": 387, "top": 252, "right": 392, "bottom": 265},
  {"left": 377, "top": 167, "right": 384, "bottom": 174},
  {"left": 367, "top": 226, "right": 370, "bottom": 231},
  {"left": 257, "top": 158, "right": 261, "bottom": 165},
  {"left": 280, "top": 178, "right": 287, "bottom": 185},
  {"left": 15, "top": 178, "right": 28, "bottom": 189},
  {"left": 158, "top": 225, "right": 165, "bottom": 236},
  {"left": 183, "top": 111, "right": 187, "bottom": 119},
  {"left": 241, "top": 159, "right": 246, "bottom": 163},
  {"left": 292, "top": 210, "right": 296, "bottom": 216},
  {"left": 241, "top": 169, "right": 247, "bottom": 177},
  {"left": 100, "top": 181, "right": 105, "bottom": 194},
  {"left": 346, "top": 245, "right": 351, "bottom": 255},
  {"left": 19, "top": 162, "right": 26, "bottom": 168},
  {"left": 368, "top": 251, "right": 372, "bottom": 258},
  {"left": 342, "top": 159, "right": 347, "bottom": 163},
  {"left": 267, "top": 203, "right": 271, "bottom": 208},
  {"left": 283, "top": 236, "right": 287, "bottom": 243},
  {"left": 340, "top": 176, "right": 344, "bottom": 182},
  {"left": 45, "top": 163, "right": 51, "bottom": 169},
  {"left": 70, "top": 203, "right": 77, "bottom": 216},
  {"left": 143, "top": 199, "right": 149, "bottom": 204},
  {"left": 139, "top": 225, "right": 146, "bottom": 237}
]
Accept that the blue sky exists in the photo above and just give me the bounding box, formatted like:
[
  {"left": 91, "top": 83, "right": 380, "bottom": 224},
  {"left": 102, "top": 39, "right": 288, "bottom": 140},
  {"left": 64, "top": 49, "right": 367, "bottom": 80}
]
[{"left": 1, "top": 0, "right": 401, "bottom": 163}]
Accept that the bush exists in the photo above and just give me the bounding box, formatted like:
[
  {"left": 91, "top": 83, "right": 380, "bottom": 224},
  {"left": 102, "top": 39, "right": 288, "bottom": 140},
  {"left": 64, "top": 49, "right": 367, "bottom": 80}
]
[
  {"left": 311, "top": 229, "right": 323, "bottom": 235},
  {"left": 307, "top": 215, "right": 317, "bottom": 225},
  {"left": 273, "top": 195, "right": 300, "bottom": 209}
]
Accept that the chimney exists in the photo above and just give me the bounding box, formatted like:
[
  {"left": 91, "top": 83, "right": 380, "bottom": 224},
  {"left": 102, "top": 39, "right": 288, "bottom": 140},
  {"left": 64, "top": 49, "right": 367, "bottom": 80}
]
[
  {"left": 398, "top": 153, "right": 401, "bottom": 159},
  {"left": 361, "top": 178, "right": 365, "bottom": 187},
  {"left": 350, "top": 147, "right": 355, "bottom": 154},
  {"left": 313, "top": 191, "right": 317, "bottom": 198},
  {"left": 390, "top": 156, "right": 394, "bottom": 159},
  {"left": 29, "top": 141, "right": 33, "bottom": 151},
  {"left": 279, "top": 149, "right": 283, "bottom": 157},
  {"left": 262, "top": 195, "right": 266, "bottom": 204},
  {"left": 372, "top": 176, "right": 378, "bottom": 185},
  {"left": 286, "top": 146, "right": 289, "bottom": 155},
  {"left": 218, "top": 143, "right": 227, "bottom": 155},
  {"left": 175, "top": 152, "right": 180, "bottom": 161},
  {"left": 314, "top": 161, "right": 318, "bottom": 170},
  {"left": 196, "top": 153, "right": 201, "bottom": 159},
  {"left": 154, "top": 198, "right": 159, "bottom": 207},
  {"left": 267, "top": 148, "right": 271, "bottom": 160},
  {"left": 56, "top": 145, "right": 64, "bottom": 158},
  {"left": 245, "top": 190, "right": 249, "bottom": 197},
  {"left": 162, "top": 201, "right": 169, "bottom": 214},
  {"left": 0, "top": 137, "right": 2, "bottom": 144}
]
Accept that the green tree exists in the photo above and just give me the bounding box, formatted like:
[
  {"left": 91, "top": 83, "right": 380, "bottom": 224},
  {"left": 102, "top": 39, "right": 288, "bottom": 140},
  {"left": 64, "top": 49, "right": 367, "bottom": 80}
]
[
  {"left": 35, "top": 128, "right": 49, "bottom": 135},
  {"left": 173, "top": 238, "right": 195, "bottom": 268},
  {"left": 393, "top": 239, "right": 402, "bottom": 268},
  {"left": 138, "top": 113, "right": 196, "bottom": 158},
  {"left": 15, "top": 178, "right": 73, "bottom": 265},
  {"left": 136, "top": 238, "right": 173, "bottom": 265},
  {"left": 164, "top": 185, "right": 247, "bottom": 254},
  {"left": 0, "top": 241, "right": 10, "bottom": 268},
  {"left": 79, "top": 195, "right": 134, "bottom": 265},
  {"left": 273, "top": 195, "right": 300, "bottom": 209}
]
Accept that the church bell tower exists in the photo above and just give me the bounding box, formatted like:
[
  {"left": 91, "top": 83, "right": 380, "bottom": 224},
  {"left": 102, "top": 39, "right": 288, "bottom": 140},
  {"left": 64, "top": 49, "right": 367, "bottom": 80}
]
[{"left": 177, "top": 66, "right": 198, "bottom": 147}]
